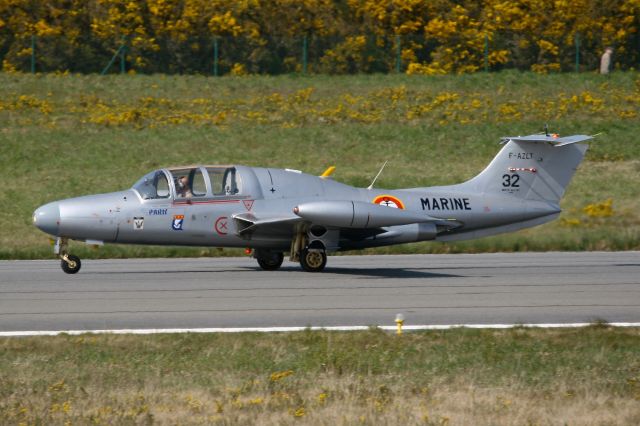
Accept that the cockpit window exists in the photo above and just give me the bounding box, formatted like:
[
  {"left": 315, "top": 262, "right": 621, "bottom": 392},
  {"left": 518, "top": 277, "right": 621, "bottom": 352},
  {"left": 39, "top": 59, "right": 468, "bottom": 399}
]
[
  {"left": 192, "top": 170, "right": 207, "bottom": 196},
  {"left": 207, "top": 168, "right": 225, "bottom": 195},
  {"left": 134, "top": 167, "right": 239, "bottom": 200},
  {"left": 170, "top": 168, "right": 208, "bottom": 199},
  {"left": 207, "top": 167, "right": 240, "bottom": 196},
  {"left": 133, "top": 171, "right": 170, "bottom": 200}
]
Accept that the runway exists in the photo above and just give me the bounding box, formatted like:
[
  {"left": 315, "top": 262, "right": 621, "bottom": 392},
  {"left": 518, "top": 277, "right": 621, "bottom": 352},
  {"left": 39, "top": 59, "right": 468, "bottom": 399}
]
[{"left": 1, "top": 252, "right": 639, "bottom": 333}]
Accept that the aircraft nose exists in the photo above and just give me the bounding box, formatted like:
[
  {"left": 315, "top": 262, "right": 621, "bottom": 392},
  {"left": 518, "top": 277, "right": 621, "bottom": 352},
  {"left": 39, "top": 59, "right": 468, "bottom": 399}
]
[{"left": 33, "top": 202, "right": 60, "bottom": 236}]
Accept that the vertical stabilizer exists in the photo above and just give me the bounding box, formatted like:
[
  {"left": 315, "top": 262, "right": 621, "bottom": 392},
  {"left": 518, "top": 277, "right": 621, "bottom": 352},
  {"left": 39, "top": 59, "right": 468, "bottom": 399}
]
[{"left": 462, "top": 134, "right": 590, "bottom": 204}]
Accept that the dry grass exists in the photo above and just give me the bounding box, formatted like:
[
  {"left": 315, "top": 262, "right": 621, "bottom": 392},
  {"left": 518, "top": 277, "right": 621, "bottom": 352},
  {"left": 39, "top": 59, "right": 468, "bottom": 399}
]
[
  {"left": 2, "top": 327, "right": 639, "bottom": 424},
  {"left": 8, "top": 378, "right": 637, "bottom": 425}
]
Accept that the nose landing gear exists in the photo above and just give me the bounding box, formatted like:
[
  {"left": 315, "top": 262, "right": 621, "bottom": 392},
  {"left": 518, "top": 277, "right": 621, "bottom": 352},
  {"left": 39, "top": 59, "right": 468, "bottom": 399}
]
[
  {"left": 61, "top": 254, "right": 82, "bottom": 274},
  {"left": 55, "top": 238, "right": 81, "bottom": 274}
]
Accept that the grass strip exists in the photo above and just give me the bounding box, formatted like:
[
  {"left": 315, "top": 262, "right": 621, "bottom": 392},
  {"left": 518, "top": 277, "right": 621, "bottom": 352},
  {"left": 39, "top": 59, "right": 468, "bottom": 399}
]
[
  {"left": 2, "top": 71, "right": 639, "bottom": 258},
  {"left": 1, "top": 326, "right": 639, "bottom": 424}
]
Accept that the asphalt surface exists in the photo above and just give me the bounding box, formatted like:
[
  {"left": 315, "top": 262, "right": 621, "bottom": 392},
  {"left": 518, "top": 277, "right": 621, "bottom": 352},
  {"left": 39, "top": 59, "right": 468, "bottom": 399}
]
[{"left": 1, "top": 252, "right": 639, "bottom": 332}]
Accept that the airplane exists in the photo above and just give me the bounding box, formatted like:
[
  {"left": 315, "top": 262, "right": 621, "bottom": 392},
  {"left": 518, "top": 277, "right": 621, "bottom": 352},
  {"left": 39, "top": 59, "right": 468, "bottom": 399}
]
[{"left": 33, "top": 131, "right": 592, "bottom": 274}]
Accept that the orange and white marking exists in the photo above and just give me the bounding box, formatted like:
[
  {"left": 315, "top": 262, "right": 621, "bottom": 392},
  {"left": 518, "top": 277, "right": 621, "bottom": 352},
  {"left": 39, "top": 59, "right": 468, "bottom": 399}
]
[{"left": 372, "top": 194, "right": 405, "bottom": 209}]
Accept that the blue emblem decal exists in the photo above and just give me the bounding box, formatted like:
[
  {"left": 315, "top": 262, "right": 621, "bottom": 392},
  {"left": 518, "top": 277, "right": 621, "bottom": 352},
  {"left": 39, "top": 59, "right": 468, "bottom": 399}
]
[{"left": 172, "top": 215, "right": 184, "bottom": 231}]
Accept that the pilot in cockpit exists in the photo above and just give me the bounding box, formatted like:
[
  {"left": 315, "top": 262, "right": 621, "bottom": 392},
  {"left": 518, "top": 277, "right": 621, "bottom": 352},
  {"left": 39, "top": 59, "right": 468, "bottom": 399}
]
[{"left": 176, "top": 176, "right": 193, "bottom": 198}]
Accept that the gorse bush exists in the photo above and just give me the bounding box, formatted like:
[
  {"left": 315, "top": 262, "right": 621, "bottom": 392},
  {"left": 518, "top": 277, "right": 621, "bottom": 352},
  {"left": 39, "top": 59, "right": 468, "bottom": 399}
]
[{"left": 1, "top": 0, "right": 638, "bottom": 74}]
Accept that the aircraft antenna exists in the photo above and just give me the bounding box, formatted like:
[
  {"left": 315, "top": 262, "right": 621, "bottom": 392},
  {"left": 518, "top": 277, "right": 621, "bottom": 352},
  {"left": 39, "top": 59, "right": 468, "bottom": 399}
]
[{"left": 367, "top": 161, "right": 388, "bottom": 190}]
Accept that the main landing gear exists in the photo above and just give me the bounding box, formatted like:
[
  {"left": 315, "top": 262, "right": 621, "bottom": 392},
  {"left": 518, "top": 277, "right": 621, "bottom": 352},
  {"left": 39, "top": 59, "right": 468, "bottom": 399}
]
[
  {"left": 254, "top": 247, "right": 327, "bottom": 272},
  {"left": 290, "top": 228, "right": 328, "bottom": 273},
  {"left": 254, "top": 227, "right": 329, "bottom": 272},
  {"left": 299, "top": 248, "right": 327, "bottom": 272},
  {"left": 55, "top": 237, "right": 81, "bottom": 274},
  {"left": 255, "top": 250, "right": 284, "bottom": 271}
]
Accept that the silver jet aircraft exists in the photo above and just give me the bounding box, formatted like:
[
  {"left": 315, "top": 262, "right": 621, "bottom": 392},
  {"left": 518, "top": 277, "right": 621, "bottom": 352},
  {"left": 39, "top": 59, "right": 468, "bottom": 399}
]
[{"left": 33, "top": 131, "right": 592, "bottom": 273}]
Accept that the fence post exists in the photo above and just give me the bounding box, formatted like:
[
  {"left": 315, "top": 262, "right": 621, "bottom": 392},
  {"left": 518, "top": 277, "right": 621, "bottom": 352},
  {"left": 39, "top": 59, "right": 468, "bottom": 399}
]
[
  {"left": 101, "top": 36, "right": 127, "bottom": 75},
  {"left": 575, "top": 33, "right": 580, "bottom": 72},
  {"left": 302, "top": 35, "right": 308, "bottom": 74},
  {"left": 395, "top": 34, "right": 401, "bottom": 73},
  {"left": 213, "top": 37, "right": 219, "bottom": 76},
  {"left": 120, "top": 40, "right": 126, "bottom": 74},
  {"left": 31, "top": 35, "right": 36, "bottom": 73},
  {"left": 484, "top": 34, "right": 489, "bottom": 72}
]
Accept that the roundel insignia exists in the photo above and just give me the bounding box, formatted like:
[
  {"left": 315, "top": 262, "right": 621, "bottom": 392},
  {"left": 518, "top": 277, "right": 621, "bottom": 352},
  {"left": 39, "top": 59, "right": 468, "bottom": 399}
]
[{"left": 372, "top": 194, "right": 405, "bottom": 209}]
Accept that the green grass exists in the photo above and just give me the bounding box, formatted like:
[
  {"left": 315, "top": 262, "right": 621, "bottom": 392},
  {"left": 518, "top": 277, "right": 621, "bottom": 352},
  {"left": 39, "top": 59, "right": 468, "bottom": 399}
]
[
  {"left": 1, "top": 327, "right": 639, "bottom": 424},
  {"left": 1, "top": 71, "right": 639, "bottom": 259}
]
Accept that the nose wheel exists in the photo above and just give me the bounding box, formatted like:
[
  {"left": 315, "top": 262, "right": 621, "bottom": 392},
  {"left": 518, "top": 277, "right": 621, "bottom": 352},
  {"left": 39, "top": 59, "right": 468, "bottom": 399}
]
[
  {"left": 61, "top": 254, "right": 81, "bottom": 274},
  {"left": 55, "top": 238, "right": 82, "bottom": 274}
]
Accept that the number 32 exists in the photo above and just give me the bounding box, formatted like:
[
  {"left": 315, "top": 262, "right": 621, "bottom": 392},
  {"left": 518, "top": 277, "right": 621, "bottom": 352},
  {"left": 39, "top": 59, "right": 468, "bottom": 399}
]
[{"left": 502, "top": 174, "right": 520, "bottom": 188}]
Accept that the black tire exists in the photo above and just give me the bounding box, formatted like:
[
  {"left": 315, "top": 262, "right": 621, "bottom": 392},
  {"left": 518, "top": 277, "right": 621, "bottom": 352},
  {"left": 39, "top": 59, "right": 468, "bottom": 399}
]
[
  {"left": 61, "top": 255, "right": 81, "bottom": 274},
  {"left": 257, "top": 252, "right": 284, "bottom": 271},
  {"left": 299, "top": 249, "right": 327, "bottom": 272}
]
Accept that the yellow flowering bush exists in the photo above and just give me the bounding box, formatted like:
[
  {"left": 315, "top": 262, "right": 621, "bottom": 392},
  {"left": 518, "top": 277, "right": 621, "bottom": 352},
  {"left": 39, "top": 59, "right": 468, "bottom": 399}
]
[
  {"left": 3, "top": 75, "right": 639, "bottom": 130},
  {"left": 320, "top": 36, "right": 370, "bottom": 74},
  {"left": 584, "top": 199, "right": 614, "bottom": 218},
  {"left": 270, "top": 370, "right": 294, "bottom": 382},
  {"left": 0, "top": 0, "right": 638, "bottom": 74}
]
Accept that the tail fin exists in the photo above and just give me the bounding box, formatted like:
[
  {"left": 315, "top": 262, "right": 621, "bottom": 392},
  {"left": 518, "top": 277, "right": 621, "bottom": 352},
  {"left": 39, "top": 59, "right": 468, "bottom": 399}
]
[{"left": 464, "top": 134, "right": 591, "bottom": 204}]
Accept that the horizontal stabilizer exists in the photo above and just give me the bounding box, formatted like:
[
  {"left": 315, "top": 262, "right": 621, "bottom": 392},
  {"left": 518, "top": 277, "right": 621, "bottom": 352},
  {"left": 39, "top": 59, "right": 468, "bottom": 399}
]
[{"left": 500, "top": 134, "right": 593, "bottom": 147}]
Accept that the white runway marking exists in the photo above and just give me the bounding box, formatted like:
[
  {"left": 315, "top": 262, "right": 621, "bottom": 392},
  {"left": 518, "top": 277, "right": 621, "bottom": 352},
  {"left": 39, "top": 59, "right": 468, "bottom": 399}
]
[{"left": 2, "top": 322, "right": 639, "bottom": 337}]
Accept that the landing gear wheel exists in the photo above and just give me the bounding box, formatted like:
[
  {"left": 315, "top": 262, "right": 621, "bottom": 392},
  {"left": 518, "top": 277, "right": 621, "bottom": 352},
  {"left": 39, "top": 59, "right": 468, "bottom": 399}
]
[
  {"left": 300, "top": 249, "right": 327, "bottom": 272},
  {"left": 61, "top": 254, "right": 81, "bottom": 274},
  {"left": 257, "top": 252, "right": 284, "bottom": 271}
]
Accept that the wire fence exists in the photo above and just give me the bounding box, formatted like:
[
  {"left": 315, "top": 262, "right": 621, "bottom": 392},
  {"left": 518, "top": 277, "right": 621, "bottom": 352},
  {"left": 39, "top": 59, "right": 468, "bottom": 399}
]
[{"left": 5, "top": 33, "right": 620, "bottom": 76}]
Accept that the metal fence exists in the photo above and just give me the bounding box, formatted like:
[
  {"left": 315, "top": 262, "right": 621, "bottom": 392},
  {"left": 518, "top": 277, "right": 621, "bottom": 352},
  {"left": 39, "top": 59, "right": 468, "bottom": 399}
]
[{"left": 6, "top": 33, "right": 612, "bottom": 75}]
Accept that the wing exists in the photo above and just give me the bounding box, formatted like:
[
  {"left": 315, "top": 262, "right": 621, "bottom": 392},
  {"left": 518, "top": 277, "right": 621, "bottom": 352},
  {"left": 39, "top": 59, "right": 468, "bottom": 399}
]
[{"left": 233, "top": 212, "right": 302, "bottom": 237}]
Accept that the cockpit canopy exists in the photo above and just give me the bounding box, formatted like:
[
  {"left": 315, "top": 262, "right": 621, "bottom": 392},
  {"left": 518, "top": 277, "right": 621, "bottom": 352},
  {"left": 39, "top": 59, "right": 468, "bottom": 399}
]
[{"left": 133, "top": 166, "right": 241, "bottom": 200}]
